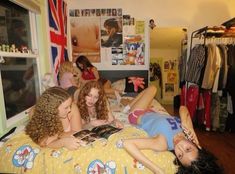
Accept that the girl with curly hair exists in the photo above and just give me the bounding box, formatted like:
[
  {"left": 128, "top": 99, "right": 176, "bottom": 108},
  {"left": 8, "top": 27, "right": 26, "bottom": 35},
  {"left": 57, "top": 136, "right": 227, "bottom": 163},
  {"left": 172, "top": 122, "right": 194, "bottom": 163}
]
[
  {"left": 75, "top": 55, "right": 122, "bottom": 102},
  {"left": 77, "top": 81, "right": 123, "bottom": 129},
  {"left": 122, "top": 85, "right": 222, "bottom": 174},
  {"left": 25, "top": 87, "right": 83, "bottom": 150}
]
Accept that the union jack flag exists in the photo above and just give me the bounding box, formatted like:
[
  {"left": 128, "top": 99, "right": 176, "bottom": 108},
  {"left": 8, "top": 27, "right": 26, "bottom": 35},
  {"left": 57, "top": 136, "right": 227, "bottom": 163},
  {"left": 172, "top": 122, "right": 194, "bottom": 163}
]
[{"left": 48, "top": 0, "right": 68, "bottom": 81}]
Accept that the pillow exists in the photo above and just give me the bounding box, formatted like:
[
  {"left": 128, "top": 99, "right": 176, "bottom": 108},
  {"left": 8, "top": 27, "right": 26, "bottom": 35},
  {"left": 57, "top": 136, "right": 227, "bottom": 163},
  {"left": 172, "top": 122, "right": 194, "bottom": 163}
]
[
  {"left": 111, "top": 79, "right": 126, "bottom": 93},
  {"left": 124, "top": 76, "right": 147, "bottom": 93}
]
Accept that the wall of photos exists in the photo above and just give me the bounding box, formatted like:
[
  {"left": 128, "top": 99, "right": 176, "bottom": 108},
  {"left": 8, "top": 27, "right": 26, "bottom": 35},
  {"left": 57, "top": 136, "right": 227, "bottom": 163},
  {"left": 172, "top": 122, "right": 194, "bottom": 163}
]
[{"left": 68, "top": 7, "right": 149, "bottom": 71}]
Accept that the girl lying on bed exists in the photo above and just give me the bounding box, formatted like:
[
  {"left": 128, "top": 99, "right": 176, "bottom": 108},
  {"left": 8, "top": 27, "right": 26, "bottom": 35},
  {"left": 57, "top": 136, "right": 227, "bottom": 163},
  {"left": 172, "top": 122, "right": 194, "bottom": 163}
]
[
  {"left": 122, "top": 85, "right": 222, "bottom": 174},
  {"left": 25, "top": 83, "right": 123, "bottom": 150},
  {"left": 25, "top": 87, "right": 83, "bottom": 150},
  {"left": 77, "top": 81, "right": 123, "bottom": 129}
]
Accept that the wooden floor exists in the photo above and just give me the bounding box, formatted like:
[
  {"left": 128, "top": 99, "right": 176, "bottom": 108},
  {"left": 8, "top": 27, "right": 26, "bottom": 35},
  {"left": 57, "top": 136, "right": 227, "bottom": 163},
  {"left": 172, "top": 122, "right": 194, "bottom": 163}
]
[{"left": 163, "top": 104, "right": 235, "bottom": 174}]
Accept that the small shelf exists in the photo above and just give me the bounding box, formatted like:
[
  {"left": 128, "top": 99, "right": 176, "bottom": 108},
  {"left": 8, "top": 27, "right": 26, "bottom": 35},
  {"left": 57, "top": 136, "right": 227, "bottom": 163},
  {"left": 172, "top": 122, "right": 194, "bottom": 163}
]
[{"left": 0, "top": 51, "right": 37, "bottom": 58}]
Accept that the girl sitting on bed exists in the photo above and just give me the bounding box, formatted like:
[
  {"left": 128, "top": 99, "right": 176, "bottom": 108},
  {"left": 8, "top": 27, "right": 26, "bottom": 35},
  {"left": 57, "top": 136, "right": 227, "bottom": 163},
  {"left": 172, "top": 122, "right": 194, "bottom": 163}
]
[
  {"left": 75, "top": 55, "right": 121, "bottom": 101},
  {"left": 25, "top": 87, "right": 83, "bottom": 150},
  {"left": 58, "top": 61, "right": 83, "bottom": 103},
  {"left": 122, "top": 85, "right": 222, "bottom": 174},
  {"left": 77, "top": 81, "right": 123, "bottom": 129}
]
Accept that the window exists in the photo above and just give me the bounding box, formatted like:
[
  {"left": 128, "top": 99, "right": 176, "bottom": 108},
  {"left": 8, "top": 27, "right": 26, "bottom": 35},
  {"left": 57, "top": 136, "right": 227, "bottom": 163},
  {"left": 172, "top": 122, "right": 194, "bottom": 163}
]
[
  {"left": 0, "top": 1, "right": 40, "bottom": 137},
  {"left": 0, "top": 1, "right": 31, "bottom": 52},
  {"left": 0, "top": 57, "right": 39, "bottom": 119}
]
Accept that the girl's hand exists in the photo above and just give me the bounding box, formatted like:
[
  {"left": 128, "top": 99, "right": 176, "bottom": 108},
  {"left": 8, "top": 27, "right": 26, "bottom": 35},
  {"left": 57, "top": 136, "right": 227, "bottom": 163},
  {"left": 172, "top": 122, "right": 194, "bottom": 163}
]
[
  {"left": 153, "top": 167, "right": 164, "bottom": 174},
  {"left": 182, "top": 125, "right": 201, "bottom": 149},
  {"left": 113, "top": 119, "right": 124, "bottom": 129},
  {"left": 62, "top": 136, "right": 81, "bottom": 150}
]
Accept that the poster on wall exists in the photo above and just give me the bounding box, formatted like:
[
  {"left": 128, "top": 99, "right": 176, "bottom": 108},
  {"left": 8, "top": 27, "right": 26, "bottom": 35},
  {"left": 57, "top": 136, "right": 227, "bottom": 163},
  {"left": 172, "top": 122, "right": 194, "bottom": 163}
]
[
  {"left": 100, "top": 17, "right": 123, "bottom": 48},
  {"left": 163, "top": 59, "right": 178, "bottom": 98},
  {"left": 70, "top": 10, "right": 101, "bottom": 62},
  {"left": 111, "top": 47, "right": 123, "bottom": 65},
  {"left": 123, "top": 35, "right": 145, "bottom": 65},
  {"left": 69, "top": 8, "right": 123, "bottom": 63},
  {"left": 135, "top": 21, "right": 145, "bottom": 34},
  {"left": 165, "top": 83, "right": 175, "bottom": 96}
]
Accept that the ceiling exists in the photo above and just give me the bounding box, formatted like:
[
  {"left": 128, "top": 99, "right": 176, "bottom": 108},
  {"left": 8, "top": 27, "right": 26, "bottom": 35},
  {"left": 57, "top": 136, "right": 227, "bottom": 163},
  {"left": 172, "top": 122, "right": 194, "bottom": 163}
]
[{"left": 150, "top": 27, "right": 187, "bottom": 50}]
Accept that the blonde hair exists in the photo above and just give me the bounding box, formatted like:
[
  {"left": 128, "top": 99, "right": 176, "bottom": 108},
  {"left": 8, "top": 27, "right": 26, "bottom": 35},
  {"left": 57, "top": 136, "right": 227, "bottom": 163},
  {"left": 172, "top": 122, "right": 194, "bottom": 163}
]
[
  {"left": 58, "top": 61, "right": 81, "bottom": 81},
  {"left": 25, "top": 87, "right": 70, "bottom": 145}
]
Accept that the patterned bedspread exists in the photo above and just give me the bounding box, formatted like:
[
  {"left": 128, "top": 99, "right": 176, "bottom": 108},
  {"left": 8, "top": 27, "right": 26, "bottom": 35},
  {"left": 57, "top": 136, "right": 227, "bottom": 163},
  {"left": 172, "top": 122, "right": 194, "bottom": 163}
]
[{"left": 0, "top": 98, "right": 177, "bottom": 174}]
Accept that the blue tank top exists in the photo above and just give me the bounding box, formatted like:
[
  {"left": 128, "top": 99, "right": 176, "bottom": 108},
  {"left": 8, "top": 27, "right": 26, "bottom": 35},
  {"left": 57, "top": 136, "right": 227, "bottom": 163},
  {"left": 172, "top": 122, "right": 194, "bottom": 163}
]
[{"left": 138, "top": 112, "right": 182, "bottom": 150}]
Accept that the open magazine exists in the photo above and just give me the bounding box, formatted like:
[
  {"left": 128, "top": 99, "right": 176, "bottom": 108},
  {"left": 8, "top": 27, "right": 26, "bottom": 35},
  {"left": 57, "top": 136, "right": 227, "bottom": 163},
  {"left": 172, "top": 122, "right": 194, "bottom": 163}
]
[{"left": 73, "top": 124, "right": 122, "bottom": 146}]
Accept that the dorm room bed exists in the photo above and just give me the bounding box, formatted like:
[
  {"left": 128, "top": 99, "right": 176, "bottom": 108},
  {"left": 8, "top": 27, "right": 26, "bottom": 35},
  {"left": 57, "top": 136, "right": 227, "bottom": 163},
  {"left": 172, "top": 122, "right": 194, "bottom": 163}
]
[
  {"left": 0, "top": 70, "right": 178, "bottom": 174},
  {"left": 0, "top": 98, "right": 177, "bottom": 174}
]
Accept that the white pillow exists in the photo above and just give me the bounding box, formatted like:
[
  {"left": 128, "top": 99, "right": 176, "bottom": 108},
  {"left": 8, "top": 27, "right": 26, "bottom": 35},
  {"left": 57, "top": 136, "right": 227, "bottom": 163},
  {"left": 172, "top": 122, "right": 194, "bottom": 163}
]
[{"left": 111, "top": 79, "right": 125, "bottom": 93}]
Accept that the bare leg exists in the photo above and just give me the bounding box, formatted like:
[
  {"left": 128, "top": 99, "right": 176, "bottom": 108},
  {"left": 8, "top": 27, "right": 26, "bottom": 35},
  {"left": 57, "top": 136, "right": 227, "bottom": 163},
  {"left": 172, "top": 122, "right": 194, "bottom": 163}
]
[{"left": 129, "top": 85, "right": 157, "bottom": 112}]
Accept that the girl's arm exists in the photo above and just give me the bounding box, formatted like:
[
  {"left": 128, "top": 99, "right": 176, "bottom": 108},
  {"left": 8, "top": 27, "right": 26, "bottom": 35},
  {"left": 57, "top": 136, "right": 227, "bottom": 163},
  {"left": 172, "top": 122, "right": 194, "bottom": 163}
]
[
  {"left": 70, "top": 103, "right": 83, "bottom": 132},
  {"left": 123, "top": 136, "right": 166, "bottom": 174},
  {"left": 46, "top": 137, "right": 81, "bottom": 150},
  {"left": 106, "top": 99, "right": 123, "bottom": 128},
  {"left": 91, "top": 66, "right": 100, "bottom": 81},
  {"left": 40, "top": 135, "right": 81, "bottom": 150},
  {"left": 179, "top": 106, "right": 200, "bottom": 148}
]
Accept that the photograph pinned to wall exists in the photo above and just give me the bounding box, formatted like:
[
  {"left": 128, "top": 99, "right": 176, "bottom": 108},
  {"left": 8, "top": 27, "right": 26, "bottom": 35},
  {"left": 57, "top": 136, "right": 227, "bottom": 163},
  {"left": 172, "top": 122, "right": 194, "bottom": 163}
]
[
  {"left": 70, "top": 17, "right": 101, "bottom": 63},
  {"left": 123, "top": 14, "right": 135, "bottom": 36},
  {"left": 75, "top": 9, "right": 80, "bottom": 17},
  {"left": 163, "top": 59, "right": 177, "bottom": 72},
  {"left": 123, "top": 15, "right": 130, "bottom": 25},
  {"left": 123, "top": 35, "right": 145, "bottom": 65},
  {"left": 90, "top": 9, "right": 96, "bottom": 17},
  {"left": 162, "top": 58, "right": 179, "bottom": 101},
  {"left": 111, "top": 47, "right": 123, "bottom": 65},
  {"left": 123, "top": 15, "right": 135, "bottom": 26},
  {"left": 101, "top": 9, "right": 107, "bottom": 16},
  {"left": 165, "top": 83, "right": 174, "bottom": 96},
  {"left": 69, "top": 9, "right": 75, "bottom": 17},
  {"left": 100, "top": 17, "right": 123, "bottom": 48},
  {"left": 135, "top": 21, "right": 145, "bottom": 34},
  {"left": 167, "top": 70, "right": 177, "bottom": 83},
  {"left": 117, "top": 9, "right": 122, "bottom": 16}
]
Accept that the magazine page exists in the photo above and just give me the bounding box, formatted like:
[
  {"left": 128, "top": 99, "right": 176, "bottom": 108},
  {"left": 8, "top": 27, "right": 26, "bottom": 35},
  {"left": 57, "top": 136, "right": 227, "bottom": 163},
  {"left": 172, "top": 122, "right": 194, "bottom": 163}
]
[
  {"left": 91, "top": 124, "right": 122, "bottom": 139},
  {"left": 73, "top": 124, "right": 122, "bottom": 146},
  {"left": 73, "top": 129, "right": 100, "bottom": 146}
]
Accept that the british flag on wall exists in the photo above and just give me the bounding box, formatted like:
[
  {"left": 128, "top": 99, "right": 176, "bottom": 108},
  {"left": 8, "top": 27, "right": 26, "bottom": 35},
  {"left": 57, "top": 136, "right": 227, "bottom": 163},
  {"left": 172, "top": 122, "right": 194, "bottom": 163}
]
[{"left": 48, "top": 0, "right": 68, "bottom": 81}]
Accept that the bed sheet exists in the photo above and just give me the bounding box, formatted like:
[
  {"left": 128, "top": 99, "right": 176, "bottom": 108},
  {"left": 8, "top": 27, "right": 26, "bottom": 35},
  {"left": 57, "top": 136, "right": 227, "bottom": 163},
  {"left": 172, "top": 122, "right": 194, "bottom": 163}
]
[
  {"left": 109, "top": 96, "right": 170, "bottom": 125},
  {"left": 0, "top": 97, "right": 177, "bottom": 174},
  {"left": 0, "top": 127, "right": 177, "bottom": 174}
]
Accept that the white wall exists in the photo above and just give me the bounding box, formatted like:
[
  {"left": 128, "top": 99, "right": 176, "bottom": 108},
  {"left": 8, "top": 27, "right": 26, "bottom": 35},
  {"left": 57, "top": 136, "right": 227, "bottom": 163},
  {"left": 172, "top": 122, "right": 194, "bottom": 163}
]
[
  {"left": 69, "top": 0, "right": 235, "bottom": 32},
  {"left": 68, "top": 0, "right": 235, "bottom": 70},
  {"left": 151, "top": 49, "right": 180, "bottom": 60},
  {"left": 37, "top": 0, "right": 235, "bottom": 77}
]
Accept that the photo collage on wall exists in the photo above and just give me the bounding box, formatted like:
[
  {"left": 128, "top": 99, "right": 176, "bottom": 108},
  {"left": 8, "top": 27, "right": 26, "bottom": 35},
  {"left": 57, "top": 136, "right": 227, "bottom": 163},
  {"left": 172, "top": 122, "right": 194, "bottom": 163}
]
[
  {"left": 163, "top": 59, "right": 178, "bottom": 97},
  {"left": 69, "top": 8, "right": 123, "bottom": 63},
  {"left": 113, "top": 15, "right": 145, "bottom": 65},
  {"left": 69, "top": 8, "right": 145, "bottom": 66}
]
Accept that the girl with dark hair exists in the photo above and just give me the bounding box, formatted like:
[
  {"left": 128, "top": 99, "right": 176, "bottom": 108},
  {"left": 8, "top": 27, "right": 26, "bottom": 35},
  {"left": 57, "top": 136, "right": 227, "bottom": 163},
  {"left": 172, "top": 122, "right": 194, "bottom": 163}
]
[
  {"left": 122, "top": 85, "right": 223, "bottom": 174},
  {"left": 75, "top": 55, "right": 121, "bottom": 101}
]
